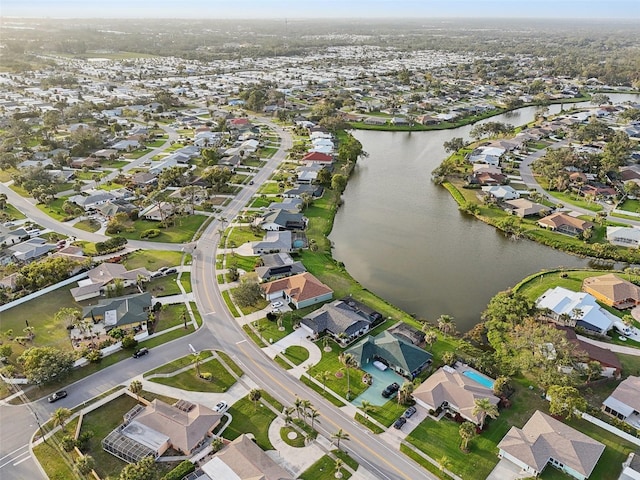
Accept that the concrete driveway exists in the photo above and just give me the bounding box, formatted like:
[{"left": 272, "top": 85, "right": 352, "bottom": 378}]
[{"left": 486, "top": 458, "right": 531, "bottom": 480}]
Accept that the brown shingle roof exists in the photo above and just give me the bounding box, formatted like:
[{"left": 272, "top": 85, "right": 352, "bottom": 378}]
[
  {"left": 582, "top": 274, "right": 640, "bottom": 305},
  {"left": 538, "top": 212, "right": 593, "bottom": 231},
  {"left": 497, "top": 410, "right": 605, "bottom": 478},
  {"left": 134, "top": 400, "right": 222, "bottom": 454},
  {"left": 261, "top": 272, "right": 333, "bottom": 304}
]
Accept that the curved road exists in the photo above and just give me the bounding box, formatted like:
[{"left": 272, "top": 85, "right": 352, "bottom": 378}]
[{"left": 1, "top": 119, "right": 435, "bottom": 479}]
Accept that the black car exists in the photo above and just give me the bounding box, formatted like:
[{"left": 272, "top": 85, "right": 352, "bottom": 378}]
[
  {"left": 404, "top": 406, "right": 417, "bottom": 418},
  {"left": 164, "top": 267, "right": 177, "bottom": 275},
  {"left": 393, "top": 416, "right": 407, "bottom": 429},
  {"left": 48, "top": 390, "right": 67, "bottom": 403},
  {"left": 132, "top": 347, "right": 149, "bottom": 358},
  {"left": 381, "top": 382, "right": 400, "bottom": 398}
]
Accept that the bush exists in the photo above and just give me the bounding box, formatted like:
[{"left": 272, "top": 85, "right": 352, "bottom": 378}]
[
  {"left": 199, "top": 372, "right": 212, "bottom": 381},
  {"left": 121, "top": 335, "right": 138, "bottom": 350},
  {"left": 161, "top": 460, "right": 195, "bottom": 480},
  {"left": 140, "top": 229, "right": 160, "bottom": 239},
  {"left": 61, "top": 435, "right": 76, "bottom": 452},
  {"left": 98, "top": 339, "right": 115, "bottom": 349},
  {"left": 84, "top": 349, "right": 102, "bottom": 363},
  {"left": 95, "top": 236, "right": 127, "bottom": 255}
]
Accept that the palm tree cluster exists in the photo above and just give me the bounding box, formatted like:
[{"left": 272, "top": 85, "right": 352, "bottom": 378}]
[{"left": 292, "top": 397, "right": 321, "bottom": 429}]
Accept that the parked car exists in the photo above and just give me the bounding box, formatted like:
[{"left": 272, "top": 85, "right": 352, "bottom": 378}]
[
  {"left": 48, "top": 390, "right": 67, "bottom": 403},
  {"left": 382, "top": 382, "right": 400, "bottom": 398},
  {"left": 393, "top": 416, "right": 407, "bottom": 429},
  {"left": 151, "top": 271, "right": 163, "bottom": 278},
  {"left": 158, "top": 266, "right": 169, "bottom": 273},
  {"left": 132, "top": 347, "right": 149, "bottom": 358},
  {"left": 164, "top": 267, "right": 177, "bottom": 275},
  {"left": 271, "top": 301, "right": 284, "bottom": 308},
  {"left": 404, "top": 406, "right": 417, "bottom": 418},
  {"left": 214, "top": 401, "right": 228, "bottom": 413},
  {"left": 249, "top": 180, "right": 254, "bottom": 185}
]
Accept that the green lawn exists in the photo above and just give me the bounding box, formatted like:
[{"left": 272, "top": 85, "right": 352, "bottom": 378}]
[
  {"left": 1, "top": 203, "right": 27, "bottom": 220},
  {"left": 149, "top": 357, "right": 237, "bottom": 393},
  {"left": 225, "top": 226, "right": 263, "bottom": 247},
  {"left": 226, "top": 253, "right": 260, "bottom": 273},
  {"left": 145, "top": 351, "right": 214, "bottom": 376},
  {"left": 617, "top": 198, "right": 640, "bottom": 213},
  {"left": 122, "top": 250, "right": 183, "bottom": 271},
  {"left": 299, "top": 451, "right": 355, "bottom": 480},
  {"left": 73, "top": 219, "right": 101, "bottom": 233},
  {"left": 118, "top": 215, "right": 207, "bottom": 243},
  {"left": 33, "top": 418, "right": 80, "bottom": 480},
  {"left": 0, "top": 285, "right": 79, "bottom": 356},
  {"left": 179, "top": 272, "right": 192, "bottom": 293},
  {"left": 257, "top": 182, "right": 281, "bottom": 195},
  {"left": 250, "top": 196, "right": 275, "bottom": 208},
  {"left": 221, "top": 290, "right": 241, "bottom": 317},
  {"left": 154, "top": 303, "right": 190, "bottom": 331},
  {"left": 146, "top": 273, "right": 181, "bottom": 297},
  {"left": 282, "top": 345, "right": 309, "bottom": 366},
  {"left": 79, "top": 393, "right": 138, "bottom": 478},
  {"left": 223, "top": 391, "right": 279, "bottom": 450},
  {"left": 217, "top": 351, "right": 244, "bottom": 377},
  {"left": 368, "top": 399, "right": 407, "bottom": 427}
]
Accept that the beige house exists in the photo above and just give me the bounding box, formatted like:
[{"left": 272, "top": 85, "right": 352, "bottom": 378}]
[
  {"left": 70, "top": 263, "right": 150, "bottom": 302},
  {"left": 201, "top": 434, "right": 294, "bottom": 480},
  {"left": 261, "top": 272, "right": 333, "bottom": 309},
  {"left": 537, "top": 212, "right": 593, "bottom": 236},
  {"left": 412, "top": 366, "right": 499, "bottom": 424},
  {"left": 582, "top": 273, "right": 640, "bottom": 310},
  {"left": 602, "top": 375, "right": 640, "bottom": 427},
  {"left": 497, "top": 410, "right": 605, "bottom": 480}
]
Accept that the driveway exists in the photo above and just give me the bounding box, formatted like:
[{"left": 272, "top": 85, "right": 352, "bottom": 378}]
[{"left": 486, "top": 458, "right": 531, "bottom": 480}]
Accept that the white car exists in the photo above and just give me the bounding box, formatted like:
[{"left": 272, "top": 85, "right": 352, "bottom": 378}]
[
  {"left": 214, "top": 401, "right": 228, "bottom": 413},
  {"left": 271, "top": 301, "right": 284, "bottom": 308}
]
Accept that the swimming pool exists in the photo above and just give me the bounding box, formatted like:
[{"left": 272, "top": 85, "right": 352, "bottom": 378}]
[{"left": 462, "top": 370, "right": 494, "bottom": 389}]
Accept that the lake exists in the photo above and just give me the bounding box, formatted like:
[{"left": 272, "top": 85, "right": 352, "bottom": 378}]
[{"left": 329, "top": 93, "right": 640, "bottom": 331}]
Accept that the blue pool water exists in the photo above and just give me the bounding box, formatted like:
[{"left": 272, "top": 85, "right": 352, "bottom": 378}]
[{"left": 462, "top": 370, "right": 494, "bottom": 389}]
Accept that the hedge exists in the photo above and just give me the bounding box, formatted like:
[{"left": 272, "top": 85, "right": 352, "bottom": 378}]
[{"left": 161, "top": 460, "right": 195, "bottom": 480}]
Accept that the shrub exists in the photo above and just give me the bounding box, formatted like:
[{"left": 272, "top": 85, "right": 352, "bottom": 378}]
[
  {"left": 84, "top": 349, "right": 102, "bottom": 363},
  {"left": 121, "top": 335, "right": 138, "bottom": 350},
  {"left": 161, "top": 460, "right": 195, "bottom": 480},
  {"left": 140, "top": 229, "right": 160, "bottom": 239},
  {"left": 95, "top": 236, "right": 127, "bottom": 254},
  {"left": 61, "top": 435, "right": 76, "bottom": 452},
  {"left": 200, "top": 372, "right": 212, "bottom": 381}
]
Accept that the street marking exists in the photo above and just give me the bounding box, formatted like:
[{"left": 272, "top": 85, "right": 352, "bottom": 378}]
[
  {"left": 13, "top": 455, "right": 31, "bottom": 466},
  {"left": 235, "top": 340, "right": 247, "bottom": 344},
  {"left": 0, "top": 444, "right": 29, "bottom": 464},
  {"left": 0, "top": 450, "right": 29, "bottom": 469}
]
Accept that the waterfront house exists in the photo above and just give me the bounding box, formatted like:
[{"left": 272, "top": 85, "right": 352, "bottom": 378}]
[
  {"left": 606, "top": 226, "right": 640, "bottom": 249},
  {"left": 536, "top": 286, "right": 614, "bottom": 334},
  {"left": 537, "top": 212, "right": 594, "bottom": 236},
  {"left": 602, "top": 376, "right": 640, "bottom": 427},
  {"left": 582, "top": 273, "right": 640, "bottom": 309},
  {"left": 260, "top": 272, "right": 333, "bottom": 309}
]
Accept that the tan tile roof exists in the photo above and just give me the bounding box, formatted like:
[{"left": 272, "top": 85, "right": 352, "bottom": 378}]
[
  {"left": 538, "top": 212, "right": 593, "bottom": 231},
  {"left": 497, "top": 410, "right": 605, "bottom": 477},
  {"left": 607, "top": 375, "right": 640, "bottom": 412},
  {"left": 413, "top": 367, "right": 499, "bottom": 424},
  {"left": 134, "top": 400, "right": 222, "bottom": 454},
  {"left": 261, "top": 272, "right": 333, "bottom": 304},
  {"left": 210, "top": 434, "right": 294, "bottom": 480},
  {"left": 582, "top": 273, "right": 640, "bottom": 304}
]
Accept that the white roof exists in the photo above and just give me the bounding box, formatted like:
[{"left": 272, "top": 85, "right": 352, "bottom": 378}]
[
  {"left": 607, "top": 226, "right": 640, "bottom": 241},
  {"left": 201, "top": 458, "right": 242, "bottom": 480},
  {"left": 536, "top": 286, "right": 613, "bottom": 332},
  {"left": 603, "top": 396, "right": 635, "bottom": 418}
]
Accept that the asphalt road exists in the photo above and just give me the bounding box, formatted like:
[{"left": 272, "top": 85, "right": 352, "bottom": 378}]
[{"left": 0, "top": 119, "right": 436, "bottom": 480}]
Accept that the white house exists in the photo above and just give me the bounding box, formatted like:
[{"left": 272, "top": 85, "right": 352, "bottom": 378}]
[
  {"left": 482, "top": 185, "right": 520, "bottom": 201},
  {"left": 607, "top": 226, "right": 640, "bottom": 249},
  {"left": 536, "top": 286, "right": 615, "bottom": 334}
]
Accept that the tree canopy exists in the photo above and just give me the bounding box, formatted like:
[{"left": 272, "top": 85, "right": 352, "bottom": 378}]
[{"left": 18, "top": 346, "right": 74, "bottom": 384}]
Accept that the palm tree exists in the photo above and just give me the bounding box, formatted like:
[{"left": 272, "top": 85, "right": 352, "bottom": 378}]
[
  {"left": 360, "top": 400, "right": 375, "bottom": 419},
  {"left": 438, "top": 455, "right": 451, "bottom": 473},
  {"left": 283, "top": 407, "right": 295, "bottom": 426},
  {"left": 397, "top": 382, "right": 414, "bottom": 405},
  {"left": 423, "top": 330, "right": 437, "bottom": 350},
  {"left": 192, "top": 351, "right": 203, "bottom": 377},
  {"left": 492, "top": 376, "right": 511, "bottom": 397},
  {"left": 334, "top": 458, "right": 345, "bottom": 478},
  {"left": 442, "top": 351, "right": 456, "bottom": 366},
  {"left": 437, "top": 315, "right": 456, "bottom": 336},
  {"left": 300, "top": 399, "right": 312, "bottom": 423},
  {"left": 316, "top": 370, "right": 331, "bottom": 392},
  {"left": 472, "top": 398, "right": 499, "bottom": 430},
  {"left": 339, "top": 352, "right": 357, "bottom": 400},
  {"left": 51, "top": 407, "right": 72, "bottom": 431},
  {"left": 308, "top": 408, "right": 320, "bottom": 429},
  {"left": 248, "top": 389, "right": 262, "bottom": 411},
  {"left": 129, "top": 380, "right": 143, "bottom": 401},
  {"left": 331, "top": 429, "right": 350, "bottom": 450},
  {"left": 294, "top": 397, "right": 304, "bottom": 419},
  {"left": 459, "top": 422, "right": 476, "bottom": 452}
]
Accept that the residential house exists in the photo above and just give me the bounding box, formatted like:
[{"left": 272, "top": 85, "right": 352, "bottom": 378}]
[
  {"left": 497, "top": 410, "right": 605, "bottom": 480},
  {"left": 468, "top": 169, "right": 507, "bottom": 186},
  {"left": 7, "top": 238, "right": 56, "bottom": 263},
  {"left": 254, "top": 210, "right": 307, "bottom": 231},
  {"left": 266, "top": 198, "right": 302, "bottom": 211},
  {"left": 538, "top": 212, "right": 594, "bottom": 236},
  {"left": 607, "top": 226, "right": 640, "bottom": 249},
  {"left": 260, "top": 272, "right": 333, "bottom": 309},
  {"left": 283, "top": 184, "right": 324, "bottom": 199},
  {"left": 482, "top": 185, "right": 520, "bottom": 201},
  {"left": 602, "top": 376, "right": 640, "bottom": 427},
  {"left": 250, "top": 231, "right": 293, "bottom": 255},
  {"left": 559, "top": 327, "right": 622, "bottom": 378},
  {"left": 412, "top": 365, "right": 499, "bottom": 423},
  {"left": 200, "top": 434, "right": 294, "bottom": 480},
  {"left": 582, "top": 274, "right": 640, "bottom": 310},
  {"left": 300, "top": 151, "right": 334, "bottom": 164},
  {"left": 503, "top": 198, "right": 550, "bottom": 218},
  {"left": 619, "top": 452, "right": 640, "bottom": 480},
  {"left": 254, "top": 252, "right": 306, "bottom": 282},
  {"left": 70, "top": 263, "right": 150, "bottom": 302},
  {"left": 69, "top": 191, "right": 117, "bottom": 211},
  {"left": 536, "top": 286, "right": 615, "bottom": 334},
  {"left": 82, "top": 292, "right": 152, "bottom": 333},
  {"left": 103, "top": 399, "right": 222, "bottom": 463},
  {"left": 468, "top": 146, "right": 505, "bottom": 166},
  {"left": 300, "top": 300, "right": 374, "bottom": 343},
  {"left": 346, "top": 331, "right": 432, "bottom": 379},
  {"left": 139, "top": 202, "right": 192, "bottom": 222}
]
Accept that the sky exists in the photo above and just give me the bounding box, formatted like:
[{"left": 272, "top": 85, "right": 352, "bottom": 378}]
[{"left": 2, "top": 0, "right": 639, "bottom": 19}]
